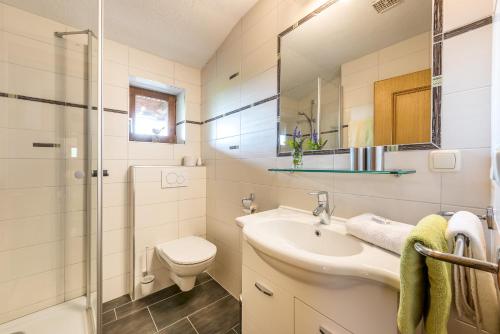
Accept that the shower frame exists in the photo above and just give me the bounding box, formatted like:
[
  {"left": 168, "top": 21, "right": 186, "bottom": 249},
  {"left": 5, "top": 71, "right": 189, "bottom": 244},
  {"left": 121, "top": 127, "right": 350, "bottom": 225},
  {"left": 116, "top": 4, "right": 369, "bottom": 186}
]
[{"left": 54, "top": 2, "right": 104, "bottom": 331}]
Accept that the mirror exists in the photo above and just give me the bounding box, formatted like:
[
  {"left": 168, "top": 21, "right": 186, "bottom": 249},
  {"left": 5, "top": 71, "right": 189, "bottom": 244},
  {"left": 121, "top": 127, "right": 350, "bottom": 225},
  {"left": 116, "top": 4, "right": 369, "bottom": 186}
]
[{"left": 278, "top": 0, "right": 439, "bottom": 155}]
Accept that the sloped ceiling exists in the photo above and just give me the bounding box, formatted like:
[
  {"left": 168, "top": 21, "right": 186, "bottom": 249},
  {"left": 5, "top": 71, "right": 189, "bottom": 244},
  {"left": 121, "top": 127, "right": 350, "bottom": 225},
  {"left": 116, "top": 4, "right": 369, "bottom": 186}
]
[{"left": 1, "top": 0, "right": 258, "bottom": 68}]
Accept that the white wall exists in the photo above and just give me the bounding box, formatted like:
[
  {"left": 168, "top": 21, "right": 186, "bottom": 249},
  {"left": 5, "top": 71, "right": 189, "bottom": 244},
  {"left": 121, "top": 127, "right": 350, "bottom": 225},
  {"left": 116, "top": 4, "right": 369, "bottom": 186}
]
[
  {"left": 0, "top": 3, "right": 202, "bottom": 322},
  {"left": 201, "top": 0, "right": 495, "bottom": 312}
]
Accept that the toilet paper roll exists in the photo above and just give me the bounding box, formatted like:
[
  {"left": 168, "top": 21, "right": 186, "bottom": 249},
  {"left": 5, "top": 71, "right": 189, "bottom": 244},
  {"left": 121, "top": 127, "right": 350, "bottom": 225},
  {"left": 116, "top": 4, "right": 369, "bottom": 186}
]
[{"left": 183, "top": 156, "right": 197, "bottom": 167}]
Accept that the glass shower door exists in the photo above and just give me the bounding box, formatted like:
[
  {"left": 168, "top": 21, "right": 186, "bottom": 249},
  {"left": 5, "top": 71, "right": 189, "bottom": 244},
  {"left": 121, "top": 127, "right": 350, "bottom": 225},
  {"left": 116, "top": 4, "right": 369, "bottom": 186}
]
[{"left": 0, "top": 0, "right": 103, "bottom": 333}]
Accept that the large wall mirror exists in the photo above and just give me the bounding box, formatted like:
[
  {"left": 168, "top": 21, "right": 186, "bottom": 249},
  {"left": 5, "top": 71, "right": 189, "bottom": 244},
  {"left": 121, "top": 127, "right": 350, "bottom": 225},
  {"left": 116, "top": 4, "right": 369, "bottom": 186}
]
[{"left": 277, "top": 0, "right": 442, "bottom": 156}]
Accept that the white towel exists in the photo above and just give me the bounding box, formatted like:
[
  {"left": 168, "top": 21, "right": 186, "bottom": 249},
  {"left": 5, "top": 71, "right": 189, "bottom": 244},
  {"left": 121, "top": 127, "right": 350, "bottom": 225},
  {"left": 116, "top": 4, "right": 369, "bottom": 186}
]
[
  {"left": 446, "top": 211, "right": 500, "bottom": 334},
  {"left": 345, "top": 213, "right": 414, "bottom": 255}
]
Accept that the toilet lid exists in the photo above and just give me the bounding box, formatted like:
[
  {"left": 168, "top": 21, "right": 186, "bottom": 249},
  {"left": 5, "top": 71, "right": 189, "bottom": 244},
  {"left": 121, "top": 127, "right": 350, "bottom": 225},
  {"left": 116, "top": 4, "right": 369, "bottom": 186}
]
[{"left": 156, "top": 236, "right": 216, "bottom": 265}]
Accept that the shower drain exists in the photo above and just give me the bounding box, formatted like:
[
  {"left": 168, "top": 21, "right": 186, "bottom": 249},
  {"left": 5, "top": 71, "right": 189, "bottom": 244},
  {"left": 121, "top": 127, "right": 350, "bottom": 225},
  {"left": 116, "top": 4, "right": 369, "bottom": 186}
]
[{"left": 10, "top": 332, "right": 25, "bottom": 334}]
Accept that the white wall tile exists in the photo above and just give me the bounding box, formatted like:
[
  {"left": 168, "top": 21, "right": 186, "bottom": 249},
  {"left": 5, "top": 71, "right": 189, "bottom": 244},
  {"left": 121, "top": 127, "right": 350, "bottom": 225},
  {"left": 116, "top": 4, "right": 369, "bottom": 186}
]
[
  {"left": 174, "top": 63, "right": 201, "bottom": 86},
  {"left": 104, "top": 60, "right": 129, "bottom": 88},
  {"left": 0, "top": 214, "right": 62, "bottom": 252},
  {"left": 443, "top": 0, "right": 494, "bottom": 31},
  {"left": 179, "top": 198, "right": 206, "bottom": 220},
  {"left": 0, "top": 241, "right": 63, "bottom": 283},
  {"left": 0, "top": 187, "right": 63, "bottom": 220},
  {"left": 442, "top": 25, "right": 492, "bottom": 94},
  {"left": 129, "top": 48, "right": 174, "bottom": 78},
  {"left": 104, "top": 112, "right": 128, "bottom": 137},
  {"left": 128, "top": 141, "right": 174, "bottom": 160},
  {"left": 441, "top": 87, "right": 491, "bottom": 149},
  {"left": 3, "top": 4, "right": 66, "bottom": 45},
  {"left": 242, "top": 8, "right": 278, "bottom": 57},
  {"left": 104, "top": 135, "right": 128, "bottom": 160},
  {"left": 241, "top": 66, "right": 277, "bottom": 106},
  {"left": 441, "top": 148, "right": 491, "bottom": 208},
  {"left": 241, "top": 38, "right": 277, "bottom": 82},
  {"left": 333, "top": 193, "right": 441, "bottom": 226},
  {"left": 104, "top": 39, "right": 129, "bottom": 65},
  {"left": 179, "top": 217, "right": 206, "bottom": 237},
  {"left": 103, "top": 84, "right": 128, "bottom": 111}
]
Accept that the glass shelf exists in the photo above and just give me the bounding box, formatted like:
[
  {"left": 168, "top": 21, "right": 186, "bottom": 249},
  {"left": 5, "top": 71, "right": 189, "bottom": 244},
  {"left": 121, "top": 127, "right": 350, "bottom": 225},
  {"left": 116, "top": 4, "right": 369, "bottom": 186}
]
[{"left": 268, "top": 168, "right": 416, "bottom": 176}]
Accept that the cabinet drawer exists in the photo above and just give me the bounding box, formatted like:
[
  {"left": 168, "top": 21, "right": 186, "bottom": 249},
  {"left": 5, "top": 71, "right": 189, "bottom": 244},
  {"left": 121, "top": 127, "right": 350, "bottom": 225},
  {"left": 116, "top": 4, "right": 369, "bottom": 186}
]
[
  {"left": 295, "top": 298, "right": 352, "bottom": 334},
  {"left": 242, "top": 266, "right": 293, "bottom": 334}
]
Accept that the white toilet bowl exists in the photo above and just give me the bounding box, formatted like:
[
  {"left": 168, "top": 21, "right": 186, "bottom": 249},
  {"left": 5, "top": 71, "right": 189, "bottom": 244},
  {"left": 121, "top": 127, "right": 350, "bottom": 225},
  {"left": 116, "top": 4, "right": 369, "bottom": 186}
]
[{"left": 155, "top": 236, "right": 216, "bottom": 291}]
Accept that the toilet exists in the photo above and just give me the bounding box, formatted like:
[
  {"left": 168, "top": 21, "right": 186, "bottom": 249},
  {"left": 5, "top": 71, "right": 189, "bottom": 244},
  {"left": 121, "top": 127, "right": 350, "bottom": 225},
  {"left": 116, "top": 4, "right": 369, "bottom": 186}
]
[{"left": 155, "top": 236, "right": 217, "bottom": 291}]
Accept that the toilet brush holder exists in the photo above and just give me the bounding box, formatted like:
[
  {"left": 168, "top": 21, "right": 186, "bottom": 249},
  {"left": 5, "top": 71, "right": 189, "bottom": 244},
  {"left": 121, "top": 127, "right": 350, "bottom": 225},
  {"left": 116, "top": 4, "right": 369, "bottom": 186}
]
[
  {"left": 140, "top": 274, "right": 155, "bottom": 296},
  {"left": 141, "top": 246, "right": 155, "bottom": 296}
]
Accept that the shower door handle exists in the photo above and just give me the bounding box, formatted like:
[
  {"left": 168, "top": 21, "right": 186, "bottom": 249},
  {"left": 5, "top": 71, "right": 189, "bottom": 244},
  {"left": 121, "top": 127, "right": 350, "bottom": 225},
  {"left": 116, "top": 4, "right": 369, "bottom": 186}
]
[{"left": 92, "top": 170, "right": 109, "bottom": 177}]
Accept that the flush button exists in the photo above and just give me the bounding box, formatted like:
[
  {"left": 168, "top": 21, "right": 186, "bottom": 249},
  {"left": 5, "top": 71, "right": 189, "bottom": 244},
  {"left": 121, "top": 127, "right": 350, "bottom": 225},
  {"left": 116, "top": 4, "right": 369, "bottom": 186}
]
[{"left": 166, "top": 173, "right": 177, "bottom": 184}]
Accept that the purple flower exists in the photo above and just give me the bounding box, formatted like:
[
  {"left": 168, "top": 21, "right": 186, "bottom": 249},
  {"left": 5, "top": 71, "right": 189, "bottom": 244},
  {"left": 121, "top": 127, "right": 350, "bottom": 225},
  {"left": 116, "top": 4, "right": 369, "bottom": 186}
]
[
  {"left": 293, "top": 126, "right": 302, "bottom": 141},
  {"left": 311, "top": 129, "right": 318, "bottom": 144}
]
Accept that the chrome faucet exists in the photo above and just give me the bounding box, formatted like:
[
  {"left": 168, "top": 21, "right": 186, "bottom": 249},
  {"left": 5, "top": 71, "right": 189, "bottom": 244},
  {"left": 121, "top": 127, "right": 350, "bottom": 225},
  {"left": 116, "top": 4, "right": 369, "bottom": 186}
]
[{"left": 309, "top": 191, "right": 333, "bottom": 225}]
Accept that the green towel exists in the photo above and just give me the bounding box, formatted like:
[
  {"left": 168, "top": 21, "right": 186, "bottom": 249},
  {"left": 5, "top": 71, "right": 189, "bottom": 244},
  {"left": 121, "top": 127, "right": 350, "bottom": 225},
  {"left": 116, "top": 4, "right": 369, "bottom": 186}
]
[{"left": 397, "top": 214, "right": 452, "bottom": 334}]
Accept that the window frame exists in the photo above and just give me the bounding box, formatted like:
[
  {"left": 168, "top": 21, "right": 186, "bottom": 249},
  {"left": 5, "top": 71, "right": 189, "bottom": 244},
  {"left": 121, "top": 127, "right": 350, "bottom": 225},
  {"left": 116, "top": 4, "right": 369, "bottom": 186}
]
[{"left": 129, "top": 86, "right": 177, "bottom": 143}]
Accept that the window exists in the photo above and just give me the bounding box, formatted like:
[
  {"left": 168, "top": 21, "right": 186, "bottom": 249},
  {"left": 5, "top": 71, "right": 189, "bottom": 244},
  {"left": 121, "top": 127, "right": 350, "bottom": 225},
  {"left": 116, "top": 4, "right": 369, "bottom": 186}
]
[{"left": 129, "top": 86, "right": 176, "bottom": 143}]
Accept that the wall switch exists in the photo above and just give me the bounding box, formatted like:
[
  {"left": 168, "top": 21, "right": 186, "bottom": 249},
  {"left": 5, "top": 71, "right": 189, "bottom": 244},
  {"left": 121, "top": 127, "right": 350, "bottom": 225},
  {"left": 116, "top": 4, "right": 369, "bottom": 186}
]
[{"left": 429, "top": 150, "right": 461, "bottom": 172}]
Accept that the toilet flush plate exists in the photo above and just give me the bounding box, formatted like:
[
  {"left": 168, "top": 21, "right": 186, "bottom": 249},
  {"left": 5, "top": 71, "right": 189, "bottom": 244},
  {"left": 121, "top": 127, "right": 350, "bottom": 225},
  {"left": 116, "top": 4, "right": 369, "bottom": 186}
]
[{"left": 161, "top": 170, "right": 188, "bottom": 188}]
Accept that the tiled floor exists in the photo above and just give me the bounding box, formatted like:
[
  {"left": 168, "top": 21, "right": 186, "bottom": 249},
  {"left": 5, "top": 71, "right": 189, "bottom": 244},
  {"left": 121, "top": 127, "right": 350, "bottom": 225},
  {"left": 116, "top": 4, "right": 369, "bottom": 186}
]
[{"left": 102, "top": 273, "right": 240, "bottom": 334}]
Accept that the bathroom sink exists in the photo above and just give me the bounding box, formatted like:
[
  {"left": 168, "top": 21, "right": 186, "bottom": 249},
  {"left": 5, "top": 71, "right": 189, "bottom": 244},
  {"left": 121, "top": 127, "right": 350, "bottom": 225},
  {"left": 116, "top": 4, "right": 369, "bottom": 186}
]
[
  {"left": 250, "top": 219, "right": 363, "bottom": 257},
  {"left": 237, "top": 206, "right": 401, "bottom": 289}
]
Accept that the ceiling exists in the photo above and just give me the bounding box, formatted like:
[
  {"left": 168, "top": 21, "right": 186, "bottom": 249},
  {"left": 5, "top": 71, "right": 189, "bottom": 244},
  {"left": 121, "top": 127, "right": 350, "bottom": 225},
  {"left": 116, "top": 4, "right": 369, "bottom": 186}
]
[
  {"left": 0, "top": 0, "right": 258, "bottom": 68},
  {"left": 281, "top": 0, "right": 433, "bottom": 96}
]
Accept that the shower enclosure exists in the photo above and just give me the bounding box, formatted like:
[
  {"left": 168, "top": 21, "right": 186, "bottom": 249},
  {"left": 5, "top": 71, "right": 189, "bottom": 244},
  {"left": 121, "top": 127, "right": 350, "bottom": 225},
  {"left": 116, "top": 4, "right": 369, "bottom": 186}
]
[{"left": 0, "top": 1, "right": 103, "bottom": 333}]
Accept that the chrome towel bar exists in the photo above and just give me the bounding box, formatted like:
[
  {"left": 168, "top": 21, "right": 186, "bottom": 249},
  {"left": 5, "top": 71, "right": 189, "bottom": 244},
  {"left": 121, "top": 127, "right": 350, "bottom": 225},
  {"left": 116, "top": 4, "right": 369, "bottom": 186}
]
[
  {"left": 414, "top": 234, "right": 500, "bottom": 286},
  {"left": 438, "top": 206, "right": 495, "bottom": 230}
]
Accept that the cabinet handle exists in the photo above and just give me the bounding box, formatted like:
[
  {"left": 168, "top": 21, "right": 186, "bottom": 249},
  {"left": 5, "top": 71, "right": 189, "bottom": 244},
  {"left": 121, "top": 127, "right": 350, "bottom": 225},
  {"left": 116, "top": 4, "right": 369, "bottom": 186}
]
[
  {"left": 319, "top": 326, "right": 333, "bottom": 334},
  {"left": 254, "top": 282, "right": 273, "bottom": 296}
]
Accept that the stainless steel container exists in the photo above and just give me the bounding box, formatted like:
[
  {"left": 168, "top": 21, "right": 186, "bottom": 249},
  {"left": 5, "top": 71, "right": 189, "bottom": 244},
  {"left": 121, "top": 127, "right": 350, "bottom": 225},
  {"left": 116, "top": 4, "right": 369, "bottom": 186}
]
[
  {"left": 366, "top": 147, "right": 376, "bottom": 171},
  {"left": 375, "top": 146, "right": 385, "bottom": 171},
  {"left": 349, "top": 147, "right": 358, "bottom": 171},
  {"left": 357, "top": 147, "right": 366, "bottom": 171}
]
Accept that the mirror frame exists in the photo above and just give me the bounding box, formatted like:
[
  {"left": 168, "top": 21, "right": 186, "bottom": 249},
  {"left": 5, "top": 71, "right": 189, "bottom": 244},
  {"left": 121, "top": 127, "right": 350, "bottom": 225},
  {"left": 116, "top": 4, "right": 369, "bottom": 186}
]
[{"left": 276, "top": 0, "right": 443, "bottom": 156}]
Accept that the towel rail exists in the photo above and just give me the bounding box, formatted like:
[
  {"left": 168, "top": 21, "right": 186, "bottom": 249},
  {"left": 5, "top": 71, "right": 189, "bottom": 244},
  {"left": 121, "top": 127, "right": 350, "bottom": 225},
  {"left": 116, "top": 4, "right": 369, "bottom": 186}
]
[
  {"left": 438, "top": 206, "right": 495, "bottom": 230},
  {"left": 414, "top": 235, "right": 500, "bottom": 286}
]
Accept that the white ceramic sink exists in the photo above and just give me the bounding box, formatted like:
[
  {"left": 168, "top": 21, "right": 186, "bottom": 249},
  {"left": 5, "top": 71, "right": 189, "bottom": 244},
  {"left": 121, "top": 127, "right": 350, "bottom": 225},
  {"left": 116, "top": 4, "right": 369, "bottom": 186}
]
[{"left": 237, "top": 206, "right": 401, "bottom": 289}]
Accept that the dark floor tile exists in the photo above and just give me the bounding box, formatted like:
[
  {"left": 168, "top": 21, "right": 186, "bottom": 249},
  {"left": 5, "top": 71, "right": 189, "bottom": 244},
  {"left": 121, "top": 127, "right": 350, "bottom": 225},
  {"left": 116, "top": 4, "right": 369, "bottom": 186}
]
[
  {"left": 116, "top": 284, "right": 181, "bottom": 319},
  {"left": 103, "top": 308, "right": 156, "bottom": 334},
  {"left": 103, "top": 294, "right": 132, "bottom": 313},
  {"left": 189, "top": 295, "right": 240, "bottom": 334},
  {"left": 102, "top": 310, "right": 116, "bottom": 325},
  {"left": 158, "top": 318, "right": 198, "bottom": 334},
  {"left": 149, "top": 279, "right": 229, "bottom": 329},
  {"left": 233, "top": 323, "right": 241, "bottom": 334},
  {"left": 195, "top": 272, "right": 212, "bottom": 285}
]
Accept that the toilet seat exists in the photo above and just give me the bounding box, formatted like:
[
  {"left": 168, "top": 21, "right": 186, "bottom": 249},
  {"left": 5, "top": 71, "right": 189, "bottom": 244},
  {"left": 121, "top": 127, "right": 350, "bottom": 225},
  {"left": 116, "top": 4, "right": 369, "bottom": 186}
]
[{"left": 156, "top": 236, "right": 216, "bottom": 265}]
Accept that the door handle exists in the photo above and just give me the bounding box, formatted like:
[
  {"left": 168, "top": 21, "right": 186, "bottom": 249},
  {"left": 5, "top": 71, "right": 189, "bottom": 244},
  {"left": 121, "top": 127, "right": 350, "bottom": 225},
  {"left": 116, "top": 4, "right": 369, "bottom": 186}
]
[
  {"left": 254, "top": 282, "right": 273, "bottom": 296},
  {"left": 92, "top": 169, "right": 109, "bottom": 177}
]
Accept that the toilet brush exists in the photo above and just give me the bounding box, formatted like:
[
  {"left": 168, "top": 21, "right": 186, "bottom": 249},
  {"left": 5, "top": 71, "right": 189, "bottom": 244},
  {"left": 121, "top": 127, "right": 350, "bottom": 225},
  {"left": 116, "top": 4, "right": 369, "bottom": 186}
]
[{"left": 141, "top": 247, "right": 155, "bottom": 296}]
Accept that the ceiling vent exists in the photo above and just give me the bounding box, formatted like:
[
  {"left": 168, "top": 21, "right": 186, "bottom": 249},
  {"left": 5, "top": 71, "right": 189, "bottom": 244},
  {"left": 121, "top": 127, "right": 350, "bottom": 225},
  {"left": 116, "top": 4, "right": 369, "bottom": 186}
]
[{"left": 371, "top": 0, "right": 403, "bottom": 14}]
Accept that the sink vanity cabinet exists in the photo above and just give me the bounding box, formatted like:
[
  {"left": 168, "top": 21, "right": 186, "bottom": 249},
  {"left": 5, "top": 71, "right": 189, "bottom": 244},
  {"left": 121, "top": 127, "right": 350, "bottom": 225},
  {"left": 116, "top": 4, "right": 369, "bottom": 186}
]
[{"left": 237, "top": 207, "right": 401, "bottom": 334}]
